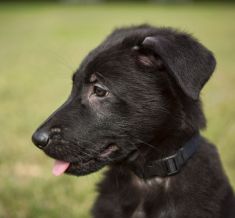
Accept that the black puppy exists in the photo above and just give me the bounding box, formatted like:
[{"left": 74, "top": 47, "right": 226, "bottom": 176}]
[{"left": 32, "top": 25, "right": 235, "bottom": 218}]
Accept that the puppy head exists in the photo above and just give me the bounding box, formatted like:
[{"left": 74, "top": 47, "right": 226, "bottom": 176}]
[{"left": 32, "top": 25, "right": 216, "bottom": 176}]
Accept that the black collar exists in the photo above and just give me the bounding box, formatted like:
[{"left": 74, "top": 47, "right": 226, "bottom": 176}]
[{"left": 128, "top": 134, "right": 201, "bottom": 179}]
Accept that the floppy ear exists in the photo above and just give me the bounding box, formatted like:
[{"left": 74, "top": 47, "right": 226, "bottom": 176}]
[{"left": 141, "top": 33, "right": 216, "bottom": 100}]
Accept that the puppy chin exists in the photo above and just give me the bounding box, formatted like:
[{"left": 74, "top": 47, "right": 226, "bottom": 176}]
[
  {"left": 65, "top": 151, "right": 130, "bottom": 176},
  {"left": 65, "top": 160, "right": 107, "bottom": 176}
]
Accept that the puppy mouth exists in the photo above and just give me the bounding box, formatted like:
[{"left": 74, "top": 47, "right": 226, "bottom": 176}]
[{"left": 52, "top": 144, "right": 119, "bottom": 176}]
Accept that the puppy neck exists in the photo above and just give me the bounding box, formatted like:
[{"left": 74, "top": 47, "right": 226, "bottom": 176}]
[{"left": 126, "top": 131, "right": 200, "bottom": 179}]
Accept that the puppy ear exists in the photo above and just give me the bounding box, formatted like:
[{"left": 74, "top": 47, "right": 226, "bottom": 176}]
[{"left": 141, "top": 33, "right": 216, "bottom": 100}]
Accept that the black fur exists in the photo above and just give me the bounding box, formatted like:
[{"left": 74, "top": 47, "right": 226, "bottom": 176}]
[{"left": 32, "top": 25, "right": 235, "bottom": 218}]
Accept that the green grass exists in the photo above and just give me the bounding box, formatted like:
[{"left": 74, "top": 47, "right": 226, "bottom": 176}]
[{"left": 0, "top": 2, "right": 235, "bottom": 218}]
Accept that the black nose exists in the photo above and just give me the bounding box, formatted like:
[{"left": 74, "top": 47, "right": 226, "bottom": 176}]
[{"left": 32, "top": 130, "right": 49, "bottom": 149}]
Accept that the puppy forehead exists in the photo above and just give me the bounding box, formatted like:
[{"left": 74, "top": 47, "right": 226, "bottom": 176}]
[
  {"left": 76, "top": 35, "right": 152, "bottom": 84},
  {"left": 84, "top": 53, "right": 151, "bottom": 87}
]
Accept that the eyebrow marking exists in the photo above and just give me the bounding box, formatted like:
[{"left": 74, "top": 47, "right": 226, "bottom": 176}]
[{"left": 90, "top": 73, "right": 97, "bottom": 83}]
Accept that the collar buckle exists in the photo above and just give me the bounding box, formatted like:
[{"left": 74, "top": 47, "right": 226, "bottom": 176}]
[{"left": 164, "top": 148, "right": 185, "bottom": 176}]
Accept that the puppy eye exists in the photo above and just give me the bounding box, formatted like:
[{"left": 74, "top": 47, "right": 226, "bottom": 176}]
[{"left": 93, "top": 85, "right": 108, "bottom": 97}]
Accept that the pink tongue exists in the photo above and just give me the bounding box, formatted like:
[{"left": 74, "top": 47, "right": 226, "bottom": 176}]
[{"left": 52, "top": 160, "right": 70, "bottom": 176}]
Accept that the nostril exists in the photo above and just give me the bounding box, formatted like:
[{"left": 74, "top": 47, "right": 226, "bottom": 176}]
[{"left": 32, "top": 130, "right": 49, "bottom": 149}]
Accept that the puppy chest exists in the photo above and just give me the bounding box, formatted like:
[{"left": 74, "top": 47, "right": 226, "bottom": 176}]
[{"left": 131, "top": 201, "right": 146, "bottom": 218}]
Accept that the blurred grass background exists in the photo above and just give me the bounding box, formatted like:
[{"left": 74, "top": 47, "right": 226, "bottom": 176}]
[{"left": 0, "top": 2, "right": 235, "bottom": 218}]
